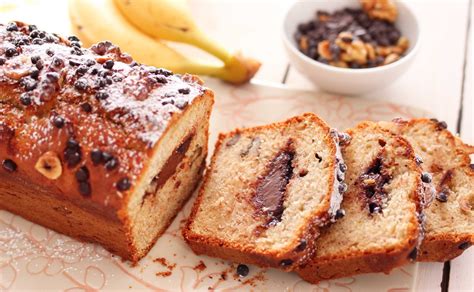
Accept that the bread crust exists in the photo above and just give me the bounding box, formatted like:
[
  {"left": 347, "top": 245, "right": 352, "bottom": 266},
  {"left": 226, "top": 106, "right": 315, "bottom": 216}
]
[
  {"left": 297, "top": 122, "right": 424, "bottom": 283},
  {"left": 183, "top": 113, "right": 343, "bottom": 270}
]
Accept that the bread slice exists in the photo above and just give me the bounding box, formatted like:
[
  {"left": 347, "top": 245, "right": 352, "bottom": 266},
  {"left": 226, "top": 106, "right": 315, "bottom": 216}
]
[
  {"left": 297, "top": 121, "right": 424, "bottom": 283},
  {"left": 379, "top": 118, "right": 474, "bottom": 261},
  {"left": 183, "top": 113, "right": 347, "bottom": 270},
  {"left": 0, "top": 22, "right": 213, "bottom": 263}
]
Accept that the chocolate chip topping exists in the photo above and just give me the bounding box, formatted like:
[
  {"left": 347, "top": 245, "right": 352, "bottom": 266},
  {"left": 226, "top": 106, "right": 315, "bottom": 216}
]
[
  {"left": 2, "top": 159, "right": 17, "bottom": 172},
  {"left": 79, "top": 181, "right": 91, "bottom": 196},
  {"left": 253, "top": 142, "right": 295, "bottom": 226},
  {"left": 116, "top": 177, "right": 131, "bottom": 191},
  {"left": 359, "top": 154, "right": 391, "bottom": 214},
  {"left": 280, "top": 259, "right": 294, "bottom": 267},
  {"left": 295, "top": 239, "right": 307, "bottom": 252}
]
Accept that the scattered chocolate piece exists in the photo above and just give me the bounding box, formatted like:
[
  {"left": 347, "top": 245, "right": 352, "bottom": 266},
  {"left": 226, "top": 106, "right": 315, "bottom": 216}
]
[
  {"left": 95, "top": 91, "right": 109, "bottom": 100},
  {"left": 339, "top": 163, "right": 347, "bottom": 173},
  {"left": 117, "top": 177, "right": 131, "bottom": 191},
  {"left": 80, "top": 102, "right": 92, "bottom": 113},
  {"left": 103, "top": 59, "right": 114, "bottom": 69},
  {"left": 236, "top": 264, "right": 249, "bottom": 277},
  {"left": 2, "top": 159, "right": 17, "bottom": 172},
  {"left": 6, "top": 22, "right": 18, "bottom": 32},
  {"left": 338, "top": 182, "right": 348, "bottom": 193},
  {"left": 105, "top": 157, "right": 119, "bottom": 170},
  {"left": 408, "top": 247, "right": 418, "bottom": 260},
  {"left": 421, "top": 172, "right": 432, "bottom": 183},
  {"left": 0, "top": 57, "right": 6, "bottom": 65},
  {"left": 19, "top": 94, "right": 32, "bottom": 106},
  {"left": 74, "top": 78, "right": 88, "bottom": 91},
  {"left": 178, "top": 88, "right": 190, "bottom": 94}
]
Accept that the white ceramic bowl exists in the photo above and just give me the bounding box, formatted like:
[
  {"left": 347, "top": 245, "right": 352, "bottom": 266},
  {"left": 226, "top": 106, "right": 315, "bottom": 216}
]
[{"left": 282, "top": 0, "right": 420, "bottom": 95}]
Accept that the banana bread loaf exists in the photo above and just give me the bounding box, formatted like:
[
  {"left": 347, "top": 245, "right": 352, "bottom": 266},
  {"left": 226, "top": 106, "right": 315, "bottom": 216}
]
[
  {"left": 379, "top": 118, "right": 474, "bottom": 261},
  {"left": 0, "top": 22, "right": 214, "bottom": 262},
  {"left": 297, "top": 121, "right": 424, "bottom": 283},
  {"left": 183, "top": 113, "right": 348, "bottom": 270}
]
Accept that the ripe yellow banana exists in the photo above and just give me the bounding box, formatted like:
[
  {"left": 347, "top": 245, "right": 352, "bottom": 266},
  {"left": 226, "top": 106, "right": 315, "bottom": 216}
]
[
  {"left": 68, "top": 0, "right": 260, "bottom": 83},
  {"left": 113, "top": 0, "right": 261, "bottom": 84}
]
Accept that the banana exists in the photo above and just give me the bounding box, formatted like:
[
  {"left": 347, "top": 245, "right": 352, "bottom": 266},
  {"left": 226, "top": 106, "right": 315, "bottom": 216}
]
[
  {"left": 68, "top": 0, "right": 259, "bottom": 83},
  {"left": 113, "top": 0, "right": 261, "bottom": 84}
]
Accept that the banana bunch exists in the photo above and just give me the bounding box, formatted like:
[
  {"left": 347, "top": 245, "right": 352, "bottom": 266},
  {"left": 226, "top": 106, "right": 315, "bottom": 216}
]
[{"left": 68, "top": 0, "right": 260, "bottom": 84}]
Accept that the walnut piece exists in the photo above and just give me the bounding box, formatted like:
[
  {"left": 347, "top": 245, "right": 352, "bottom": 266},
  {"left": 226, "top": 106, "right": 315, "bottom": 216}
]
[
  {"left": 317, "top": 40, "right": 333, "bottom": 60},
  {"left": 35, "top": 151, "right": 62, "bottom": 180},
  {"left": 360, "top": 0, "right": 398, "bottom": 22},
  {"left": 336, "top": 32, "right": 368, "bottom": 65}
]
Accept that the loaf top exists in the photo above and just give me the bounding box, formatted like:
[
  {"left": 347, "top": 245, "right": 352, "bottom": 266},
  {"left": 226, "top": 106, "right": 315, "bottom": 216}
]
[{"left": 0, "top": 22, "right": 208, "bottom": 216}]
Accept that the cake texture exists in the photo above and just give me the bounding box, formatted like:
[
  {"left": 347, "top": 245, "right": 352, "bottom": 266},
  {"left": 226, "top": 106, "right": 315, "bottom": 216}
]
[
  {"left": 0, "top": 22, "right": 214, "bottom": 263},
  {"left": 379, "top": 118, "right": 474, "bottom": 261},
  {"left": 183, "top": 113, "right": 348, "bottom": 270},
  {"left": 297, "top": 121, "right": 424, "bottom": 283}
]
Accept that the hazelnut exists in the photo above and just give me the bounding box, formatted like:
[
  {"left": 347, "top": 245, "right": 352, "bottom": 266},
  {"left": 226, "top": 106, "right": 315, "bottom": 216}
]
[
  {"left": 365, "top": 43, "right": 376, "bottom": 60},
  {"left": 360, "top": 0, "right": 398, "bottom": 23},
  {"left": 35, "top": 151, "right": 62, "bottom": 179}
]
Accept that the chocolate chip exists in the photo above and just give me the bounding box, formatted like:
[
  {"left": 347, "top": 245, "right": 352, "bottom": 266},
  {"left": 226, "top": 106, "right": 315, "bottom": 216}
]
[
  {"left": 415, "top": 155, "right": 423, "bottom": 165},
  {"left": 315, "top": 152, "right": 322, "bottom": 163},
  {"left": 178, "top": 88, "right": 190, "bottom": 94},
  {"left": 80, "top": 102, "right": 92, "bottom": 113},
  {"left": 52, "top": 57, "right": 64, "bottom": 68},
  {"left": 68, "top": 35, "right": 80, "bottom": 42},
  {"left": 6, "top": 22, "right": 18, "bottom": 32},
  {"left": 175, "top": 99, "right": 188, "bottom": 109},
  {"left": 75, "top": 166, "right": 89, "bottom": 182},
  {"left": 101, "top": 152, "right": 113, "bottom": 163},
  {"left": 421, "top": 172, "right": 432, "bottom": 183},
  {"left": 155, "top": 76, "right": 168, "bottom": 84},
  {"left": 2, "top": 159, "right": 17, "bottom": 172},
  {"left": 459, "top": 242, "right": 471, "bottom": 250},
  {"left": 438, "top": 121, "right": 448, "bottom": 129},
  {"left": 79, "top": 181, "right": 91, "bottom": 196},
  {"left": 5, "top": 46, "right": 17, "bottom": 57},
  {"left": 470, "top": 164, "right": 474, "bottom": 170},
  {"left": 338, "top": 182, "right": 347, "bottom": 193},
  {"left": 35, "top": 59, "right": 44, "bottom": 70},
  {"left": 117, "top": 177, "right": 131, "bottom": 191},
  {"left": 0, "top": 57, "right": 5, "bottom": 65},
  {"left": 337, "top": 170, "right": 344, "bottom": 182},
  {"left": 30, "top": 68, "right": 40, "bottom": 79},
  {"left": 436, "top": 191, "right": 448, "bottom": 203},
  {"left": 20, "top": 94, "right": 32, "bottom": 106},
  {"left": 95, "top": 91, "right": 109, "bottom": 100},
  {"left": 335, "top": 209, "right": 346, "bottom": 219},
  {"left": 46, "top": 48, "right": 54, "bottom": 56},
  {"left": 53, "top": 116, "right": 65, "bottom": 128},
  {"left": 45, "top": 72, "right": 59, "bottom": 82},
  {"left": 70, "top": 41, "right": 81, "bottom": 48},
  {"left": 28, "top": 24, "right": 37, "bottom": 31},
  {"left": 408, "top": 248, "right": 418, "bottom": 260},
  {"left": 31, "top": 55, "right": 41, "bottom": 64},
  {"left": 105, "top": 157, "right": 119, "bottom": 170},
  {"left": 369, "top": 202, "right": 380, "bottom": 213},
  {"left": 65, "top": 150, "right": 81, "bottom": 167},
  {"left": 280, "top": 259, "right": 293, "bottom": 267},
  {"left": 70, "top": 47, "right": 83, "bottom": 56},
  {"left": 76, "top": 65, "right": 88, "bottom": 76},
  {"left": 236, "top": 264, "right": 249, "bottom": 277},
  {"left": 90, "top": 149, "right": 103, "bottom": 165},
  {"left": 154, "top": 68, "right": 172, "bottom": 76},
  {"left": 69, "top": 59, "right": 81, "bottom": 66},
  {"left": 67, "top": 138, "right": 80, "bottom": 151},
  {"left": 295, "top": 239, "right": 307, "bottom": 252},
  {"left": 74, "top": 78, "right": 88, "bottom": 91},
  {"left": 103, "top": 60, "right": 114, "bottom": 69},
  {"left": 21, "top": 78, "right": 37, "bottom": 91},
  {"left": 85, "top": 59, "right": 96, "bottom": 66},
  {"left": 339, "top": 163, "right": 347, "bottom": 173}
]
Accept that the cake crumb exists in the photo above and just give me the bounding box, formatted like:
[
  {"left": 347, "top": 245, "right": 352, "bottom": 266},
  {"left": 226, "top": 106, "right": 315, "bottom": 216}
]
[
  {"left": 193, "top": 260, "right": 207, "bottom": 271},
  {"left": 153, "top": 257, "right": 176, "bottom": 277}
]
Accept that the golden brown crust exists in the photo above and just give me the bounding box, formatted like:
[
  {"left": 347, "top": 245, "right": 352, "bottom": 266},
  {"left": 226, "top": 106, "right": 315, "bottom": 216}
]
[{"left": 183, "top": 113, "right": 341, "bottom": 270}]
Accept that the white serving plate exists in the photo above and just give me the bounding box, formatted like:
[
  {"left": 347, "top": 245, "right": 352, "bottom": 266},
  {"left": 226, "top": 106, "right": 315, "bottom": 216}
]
[{"left": 1, "top": 79, "right": 431, "bottom": 291}]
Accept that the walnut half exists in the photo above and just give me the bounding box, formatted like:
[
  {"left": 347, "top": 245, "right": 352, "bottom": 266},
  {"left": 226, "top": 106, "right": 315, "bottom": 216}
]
[{"left": 35, "top": 151, "right": 62, "bottom": 180}]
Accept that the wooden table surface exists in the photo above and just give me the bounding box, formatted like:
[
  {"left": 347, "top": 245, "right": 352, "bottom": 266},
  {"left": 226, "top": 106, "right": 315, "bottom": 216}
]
[{"left": 0, "top": 0, "right": 472, "bottom": 291}]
